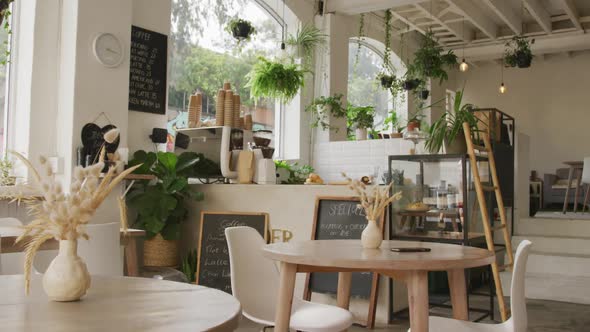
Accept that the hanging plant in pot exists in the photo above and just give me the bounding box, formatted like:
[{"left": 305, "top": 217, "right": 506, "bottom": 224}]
[
  {"left": 127, "top": 150, "right": 204, "bottom": 267},
  {"left": 425, "top": 88, "right": 480, "bottom": 154},
  {"left": 225, "top": 18, "right": 257, "bottom": 44},
  {"left": 419, "top": 89, "right": 430, "bottom": 100},
  {"left": 504, "top": 35, "right": 534, "bottom": 68},
  {"left": 342, "top": 173, "right": 402, "bottom": 249},
  {"left": 285, "top": 24, "right": 327, "bottom": 70},
  {"left": 377, "top": 73, "right": 395, "bottom": 89},
  {"left": 402, "top": 78, "right": 421, "bottom": 91},
  {"left": 305, "top": 93, "right": 346, "bottom": 131},
  {"left": 407, "top": 30, "right": 457, "bottom": 85},
  {"left": 246, "top": 57, "right": 306, "bottom": 104},
  {"left": 347, "top": 104, "right": 375, "bottom": 141},
  {"left": 3, "top": 132, "right": 139, "bottom": 301}
]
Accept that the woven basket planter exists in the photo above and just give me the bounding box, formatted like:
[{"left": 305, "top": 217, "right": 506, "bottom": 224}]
[{"left": 143, "top": 234, "right": 179, "bottom": 267}]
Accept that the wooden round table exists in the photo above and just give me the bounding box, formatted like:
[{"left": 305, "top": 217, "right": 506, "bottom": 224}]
[
  {"left": 263, "top": 239, "right": 495, "bottom": 332},
  {"left": 0, "top": 275, "right": 241, "bottom": 331}
]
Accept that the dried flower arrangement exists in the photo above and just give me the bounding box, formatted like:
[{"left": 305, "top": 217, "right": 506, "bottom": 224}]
[
  {"left": 5, "top": 130, "right": 139, "bottom": 294},
  {"left": 342, "top": 173, "right": 403, "bottom": 221}
]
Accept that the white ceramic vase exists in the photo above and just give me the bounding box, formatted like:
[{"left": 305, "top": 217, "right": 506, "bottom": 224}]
[
  {"left": 361, "top": 220, "right": 382, "bottom": 249},
  {"left": 42, "top": 239, "right": 91, "bottom": 302},
  {"left": 355, "top": 128, "right": 367, "bottom": 141}
]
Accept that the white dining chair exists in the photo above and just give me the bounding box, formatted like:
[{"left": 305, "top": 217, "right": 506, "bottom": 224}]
[
  {"left": 225, "top": 226, "right": 353, "bottom": 332},
  {"left": 410, "top": 239, "right": 532, "bottom": 332},
  {"left": 0, "top": 217, "right": 27, "bottom": 275},
  {"left": 78, "top": 222, "right": 123, "bottom": 276},
  {"left": 581, "top": 157, "right": 590, "bottom": 212}
]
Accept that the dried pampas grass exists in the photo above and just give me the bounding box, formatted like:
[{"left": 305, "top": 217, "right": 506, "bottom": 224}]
[
  {"left": 342, "top": 172, "right": 403, "bottom": 222},
  {"left": 7, "top": 151, "right": 140, "bottom": 294}
]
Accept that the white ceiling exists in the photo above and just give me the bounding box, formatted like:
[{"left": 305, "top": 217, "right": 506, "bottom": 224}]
[{"left": 325, "top": 0, "right": 590, "bottom": 59}]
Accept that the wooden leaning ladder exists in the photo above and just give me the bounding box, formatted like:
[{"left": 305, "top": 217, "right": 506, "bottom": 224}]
[{"left": 462, "top": 122, "right": 514, "bottom": 322}]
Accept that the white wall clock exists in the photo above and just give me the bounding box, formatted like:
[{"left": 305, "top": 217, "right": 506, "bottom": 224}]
[{"left": 92, "top": 33, "right": 124, "bottom": 68}]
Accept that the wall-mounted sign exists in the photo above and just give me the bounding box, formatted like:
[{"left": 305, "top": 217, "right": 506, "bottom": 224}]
[{"left": 128, "top": 25, "right": 167, "bottom": 115}]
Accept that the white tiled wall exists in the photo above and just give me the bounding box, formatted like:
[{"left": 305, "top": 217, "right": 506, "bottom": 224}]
[{"left": 312, "top": 139, "right": 422, "bottom": 183}]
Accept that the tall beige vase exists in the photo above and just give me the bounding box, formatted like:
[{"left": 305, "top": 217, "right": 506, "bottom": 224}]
[{"left": 42, "top": 239, "right": 91, "bottom": 302}]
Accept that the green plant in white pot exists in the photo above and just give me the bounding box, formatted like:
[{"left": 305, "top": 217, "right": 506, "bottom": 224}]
[
  {"left": 425, "top": 88, "right": 480, "bottom": 154},
  {"left": 305, "top": 94, "right": 346, "bottom": 131},
  {"left": 347, "top": 105, "right": 375, "bottom": 141},
  {"left": 127, "top": 151, "right": 204, "bottom": 267}
]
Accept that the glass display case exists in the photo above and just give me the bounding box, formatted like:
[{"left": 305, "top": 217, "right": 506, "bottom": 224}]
[{"left": 388, "top": 154, "right": 491, "bottom": 245}]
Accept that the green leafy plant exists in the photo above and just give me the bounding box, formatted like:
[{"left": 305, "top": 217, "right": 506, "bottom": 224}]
[
  {"left": 407, "top": 30, "right": 457, "bottom": 84},
  {"left": 305, "top": 94, "right": 346, "bottom": 131},
  {"left": 504, "top": 35, "right": 535, "bottom": 68},
  {"left": 180, "top": 249, "right": 197, "bottom": 283},
  {"left": 353, "top": 14, "right": 366, "bottom": 70},
  {"left": 274, "top": 160, "right": 314, "bottom": 184},
  {"left": 246, "top": 57, "right": 305, "bottom": 104},
  {"left": 347, "top": 104, "right": 375, "bottom": 130},
  {"left": 225, "top": 18, "right": 257, "bottom": 44},
  {"left": 425, "top": 88, "right": 480, "bottom": 153},
  {"left": 127, "top": 151, "right": 204, "bottom": 240},
  {"left": 0, "top": 0, "right": 13, "bottom": 65},
  {"left": 0, "top": 156, "right": 14, "bottom": 185},
  {"left": 286, "top": 24, "right": 326, "bottom": 69},
  {"left": 384, "top": 111, "right": 404, "bottom": 133}
]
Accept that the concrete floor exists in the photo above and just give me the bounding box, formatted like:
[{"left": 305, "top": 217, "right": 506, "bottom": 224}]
[{"left": 236, "top": 298, "right": 590, "bottom": 331}]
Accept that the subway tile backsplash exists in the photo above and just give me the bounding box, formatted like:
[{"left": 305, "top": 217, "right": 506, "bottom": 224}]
[{"left": 312, "top": 139, "right": 423, "bottom": 183}]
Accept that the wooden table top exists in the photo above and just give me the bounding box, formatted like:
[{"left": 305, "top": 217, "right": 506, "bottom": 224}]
[
  {"left": 0, "top": 227, "right": 145, "bottom": 253},
  {"left": 563, "top": 161, "right": 583, "bottom": 168},
  {"left": 263, "top": 240, "right": 494, "bottom": 271},
  {"left": 0, "top": 275, "right": 241, "bottom": 332}
]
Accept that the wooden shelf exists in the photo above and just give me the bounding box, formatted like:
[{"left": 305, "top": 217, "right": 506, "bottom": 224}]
[{"left": 100, "top": 173, "right": 156, "bottom": 181}]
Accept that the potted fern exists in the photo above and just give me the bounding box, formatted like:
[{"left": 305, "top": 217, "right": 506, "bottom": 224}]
[
  {"left": 226, "top": 18, "right": 256, "bottom": 43},
  {"left": 407, "top": 30, "right": 457, "bottom": 85},
  {"left": 425, "top": 88, "right": 479, "bottom": 154},
  {"left": 305, "top": 94, "right": 346, "bottom": 131},
  {"left": 127, "top": 151, "right": 204, "bottom": 267},
  {"left": 504, "top": 35, "right": 534, "bottom": 68},
  {"left": 246, "top": 57, "right": 305, "bottom": 104}
]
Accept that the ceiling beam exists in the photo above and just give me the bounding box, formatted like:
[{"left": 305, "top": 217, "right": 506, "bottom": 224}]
[
  {"left": 455, "top": 30, "right": 590, "bottom": 61},
  {"left": 414, "top": 3, "right": 474, "bottom": 42},
  {"left": 523, "top": 0, "right": 552, "bottom": 34},
  {"left": 558, "top": 0, "right": 583, "bottom": 31},
  {"left": 390, "top": 9, "right": 426, "bottom": 35},
  {"left": 445, "top": 0, "right": 498, "bottom": 39},
  {"left": 482, "top": 0, "right": 522, "bottom": 35},
  {"left": 326, "top": 0, "right": 421, "bottom": 15}
]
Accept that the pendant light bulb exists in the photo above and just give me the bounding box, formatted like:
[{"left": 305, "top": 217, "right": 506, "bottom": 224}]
[
  {"left": 499, "top": 82, "right": 507, "bottom": 94},
  {"left": 459, "top": 59, "right": 469, "bottom": 72}
]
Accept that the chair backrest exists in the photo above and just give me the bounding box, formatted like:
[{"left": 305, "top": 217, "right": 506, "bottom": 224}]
[
  {"left": 582, "top": 157, "right": 590, "bottom": 184},
  {"left": 78, "top": 222, "right": 122, "bottom": 276},
  {"left": 225, "top": 226, "right": 280, "bottom": 322},
  {"left": 510, "top": 239, "right": 532, "bottom": 332},
  {"left": 0, "top": 218, "right": 25, "bottom": 275}
]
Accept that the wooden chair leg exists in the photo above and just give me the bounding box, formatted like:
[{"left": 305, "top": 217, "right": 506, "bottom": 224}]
[{"left": 583, "top": 184, "right": 590, "bottom": 213}]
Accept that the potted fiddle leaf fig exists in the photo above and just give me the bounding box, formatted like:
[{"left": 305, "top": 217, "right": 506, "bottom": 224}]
[
  {"left": 504, "top": 35, "right": 534, "bottom": 68},
  {"left": 425, "top": 88, "right": 480, "bottom": 154},
  {"left": 127, "top": 151, "right": 204, "bottom": 267},
  {"left": 226, "top": 18, "right": 257, "bottom": 43}
]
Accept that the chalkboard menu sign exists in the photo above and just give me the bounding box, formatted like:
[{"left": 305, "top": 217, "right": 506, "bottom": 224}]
[
  {"left": 196, "top": 211, "right": 269, "bottom": 294},
  {"left": 128, "top": 25, "right": 167, "bottom": 115},
  {"left": 303, "top": 196, "right": 385, "bottom": 328}
]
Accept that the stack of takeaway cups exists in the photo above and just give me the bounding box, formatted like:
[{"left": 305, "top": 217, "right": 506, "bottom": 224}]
[{"left": 215, "top": 89, "right": 225, "bottom": 126}]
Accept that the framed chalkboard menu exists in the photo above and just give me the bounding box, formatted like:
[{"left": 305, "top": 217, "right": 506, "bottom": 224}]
[
  {"left": 303, "top": 196, "right": 385, "bottom": 328},
  {"left": 128, "top": 25, "right": 167, "bottom": 115},
  {"left": 196, "top": 211, "right": 269, "bottom": 294}
]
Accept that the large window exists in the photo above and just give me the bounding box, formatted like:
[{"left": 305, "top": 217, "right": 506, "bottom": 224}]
[
  {"left": 347, "top": 39, "right": 407, "bottom": 133},
  {"left": 168, "top": 0, "right": 286, "bottom": 151}
]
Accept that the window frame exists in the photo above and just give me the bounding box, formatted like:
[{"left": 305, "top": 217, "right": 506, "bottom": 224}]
[{"left": 2, "top": 1, "right": 17, "bottom": 155}]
